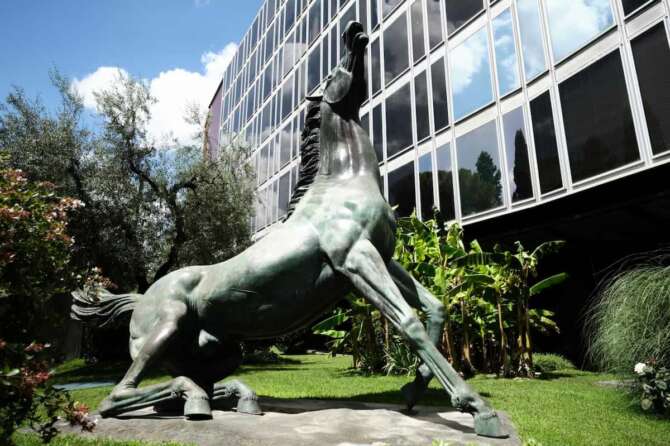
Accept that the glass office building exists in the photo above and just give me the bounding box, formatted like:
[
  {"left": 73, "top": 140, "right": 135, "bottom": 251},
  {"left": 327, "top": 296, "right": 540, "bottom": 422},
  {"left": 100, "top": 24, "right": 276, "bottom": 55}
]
[{"left": 209, "top": 0, "right": 670, "bottom": 237}]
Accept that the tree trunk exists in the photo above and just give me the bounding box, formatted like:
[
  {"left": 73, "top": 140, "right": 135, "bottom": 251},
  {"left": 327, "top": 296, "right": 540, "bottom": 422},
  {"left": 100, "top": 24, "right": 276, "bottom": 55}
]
[{"left": 460, "top": 298, "right": 476, "bottom": 378}]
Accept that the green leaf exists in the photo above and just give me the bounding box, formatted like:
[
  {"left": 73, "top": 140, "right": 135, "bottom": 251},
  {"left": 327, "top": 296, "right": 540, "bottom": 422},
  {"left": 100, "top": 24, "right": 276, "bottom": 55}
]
[
  {"left": 640, "top": 398, "right": 653, "bottom": 411},
  {"left": 529, "top": 273, "right": 569, "bottom": 296},
  {"left": 531, "top": 241, "right": 565, "bottom": 259},
  {"left": 312, "top": 311, "right": 349, "bottom": 331}
]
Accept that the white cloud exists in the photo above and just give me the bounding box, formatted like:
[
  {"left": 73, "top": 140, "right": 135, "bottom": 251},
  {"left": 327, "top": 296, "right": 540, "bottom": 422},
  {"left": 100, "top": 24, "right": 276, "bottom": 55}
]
[
  {"left": 450, "top": 28, "right": 488, "bottom": 95},
  {"left": 72, "top": 43, "right": 237, "bottom": 146}
]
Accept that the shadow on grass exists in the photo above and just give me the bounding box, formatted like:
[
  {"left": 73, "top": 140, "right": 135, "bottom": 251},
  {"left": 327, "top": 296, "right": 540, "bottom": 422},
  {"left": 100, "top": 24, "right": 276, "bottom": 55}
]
[{"left": 52, "top": 361, "right": 167, "bottom": 385}]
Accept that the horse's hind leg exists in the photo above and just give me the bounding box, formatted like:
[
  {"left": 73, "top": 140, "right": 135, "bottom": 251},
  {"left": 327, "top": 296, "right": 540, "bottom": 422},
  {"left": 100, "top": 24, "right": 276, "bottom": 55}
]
[
  {"left": 388, "top": 260, "right": 444, "bottom": 409},
  {"left": 99, "top": 300, "right": 211, "bottom": 419}
]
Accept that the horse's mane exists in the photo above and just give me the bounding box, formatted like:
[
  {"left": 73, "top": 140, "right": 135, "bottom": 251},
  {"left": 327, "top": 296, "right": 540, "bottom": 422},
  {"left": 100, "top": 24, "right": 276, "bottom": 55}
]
[{"left": 284, "top": 100, "right": 321, "bottom": 221}]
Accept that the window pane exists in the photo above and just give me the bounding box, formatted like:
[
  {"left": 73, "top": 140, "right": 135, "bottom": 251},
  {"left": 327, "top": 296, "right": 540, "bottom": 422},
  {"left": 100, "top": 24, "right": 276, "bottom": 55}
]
[
  {"left": 388, "top": 161, "right": 416, "bottom": 218},
  {"left": 502, "top": 107, "right": 533, "bottom": 202},
  {"left": 492, "top": 9, "right": 521, "bottom": 96},
  {"left": 415, "top": 71, "right": 430, "bottom": 141},
  {"left": 427, "top": 0, "right": 443, "bottom": 48},
  {"left": 632, "top": 23, "right": 670, "bottom": 154},
  {"left": 457, "top": 120, "right": 503, "bottom": 216},
  {"left": 373, "top": 103, "right": 384, "bottom": 161},
  {"left": 360, "top": 0, "right": 368, "bottom": 32},
  {"left": 418, "top": 153, "right": 434, "bottom": 219},
  {"left": 560, "top": 50, "right": 639, "bottom": 182},
  {"left": 622, "top": 0, "right": 652, "bottom": 15},
  {"left": 445, "top": 0, "right": 482, "bottom": 36},
  {"left": 411, "top": 0, "right": 426, "bottom": 64},
  {"left": 384, "top": 13, "right": 410, "bottom": 85},
  {"left": 517, "top": 0, "right": 547, "bottom": 80},
  {"left": 530, "top": 92, "right": 562, "bottom": 193},
  {"left": 450, "top": 27, "right": 493, "bottom": 120},
  {"left": 371, "top": 0, "right": 379, "bottom": 28},
  {"left": 281, "top": 74, "right": 294, "bottom": 120},
  {"left": 436, "top": 143, "right": 455, "bottom": 220},
  {"left": 385, "top": 83, "right": 413, "bottom": 157},
  {"left": 309, "top": 0, "right": 322, "bottom": 44},
  {"left": 546, "top": 0, "right": 613, "bottom": 62},
  {"left": 371, "top": 38, "right": 382, "bottom": 94},
  {"left": 280, "top": 123, "right": 292, "bottom": 167},
  {"left": 308, "top": 47, "right": 320, "bottom": 93},
  {"left": 285, "top": 0, "right": 296, "bottom": 34},
  {"left": 431, "top": 59, "right": 449, "bottom": 130},
  {"left": 382, "top": 0, "right": 404, "bottom": 17},
  {"left": 278, "top": 172, "right": 291, "bottom": 217}
]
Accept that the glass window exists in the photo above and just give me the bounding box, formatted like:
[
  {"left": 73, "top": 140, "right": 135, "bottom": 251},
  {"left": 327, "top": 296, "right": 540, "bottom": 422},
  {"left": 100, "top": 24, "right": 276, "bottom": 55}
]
[
  {"left": 546, "top": 0, "right": 613, "bottom": 62},
  {"left": 280, "top": 123, "right": 292, "bottom": 167},
  {"left": 502, "top": 107, "right": 533, "bottom": 202},
  {"left": 414, "top": 71, "right": 430, "bottom": 141},
  {"left": 371, "top": 0, "right": 379, "bottom": 29},
  {"left": 457, "top": 120, "right": 503, "bottom": 216},
  {"left": 285, "top": 0, "right": 296, "bottom": 34},
  {"left": 373, "top": 103, "right": 384, "bottom": 162},
  {"left": 260, "top": 144, "right": 269, "bottom": 182},
  {"left": 388, "top": 161, "right": 416, "bottom": 218},
  {"left": 278, "top": 172, "right": 291, "bottom": 217},
  {"left": 450, "top": 27, "right": 493, "bottom": 121},
  {"left": 308, "top": 47, "right": 321, "bottom": 93},
  {"left": 411, "top": 0, "right": 426, "bottom": 64},
  {"left": 622, "top": 0, "right": 652, "bottom": 15},
  {"left": 445, "top": 0, "right": 482, "bottom": 36},
  {"left": 360, "top": 0, "right": 369, "bottom": 32},
  {"left": 632, "top": 23, "right": 670, "bottom": 155},
  {"left": 382, "top": 0, "right": 404, "bottom": 18},
  {"left": 530, "top": 92, "right": 562, "bottom": 193},
  {"left": 329, "top": 27, "right": 338, "bottom": 71},
  {"left": 309, "top": 0, "right": 322, "bottom": 44},
  {"left": 492, "top": 9, "right": 521, "bottom": 96},
  {"left": 436, "top": 143, "right": 455, "bottom": 220},
  {"left": 560, "top": 50, "right": 639, "bottom": 182},
  {"left": 517, "top": 0, "right": 547, "bottom": 80},
  {"left": 385, "top": 83, "right": 413, "bottom": 157},
  {"left": 361, "top": 111, "right": 370, "bottom": 137},
  {"left": 431, "top": 58, "right": 449, "bottom": 131},
  {"left": 426, "top": 0, "right": 443, "bottom": 48},
  {"left": 371, "top": 38, "right": 382, "bottom": 95},
  {"left": 418, "top": 153, "right": 434, "bottom": 219},
  {"left": 281, "top": 75, "right": 294, "bottom": 120},
  {"left": 384, "top": 13, "right": 410, "bottom": 85}
]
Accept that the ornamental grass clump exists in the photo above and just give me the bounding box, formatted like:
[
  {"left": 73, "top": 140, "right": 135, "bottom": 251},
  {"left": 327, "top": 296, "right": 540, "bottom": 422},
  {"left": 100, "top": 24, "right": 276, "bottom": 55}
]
[{"left": 586, "top": 255, "right": 670, "bottom": 374}]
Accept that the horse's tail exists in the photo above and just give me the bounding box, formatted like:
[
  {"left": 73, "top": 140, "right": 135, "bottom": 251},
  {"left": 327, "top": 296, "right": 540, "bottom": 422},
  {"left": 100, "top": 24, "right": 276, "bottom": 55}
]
[{"left": 71, "top": 288, "right": 141, "bottom": 328}]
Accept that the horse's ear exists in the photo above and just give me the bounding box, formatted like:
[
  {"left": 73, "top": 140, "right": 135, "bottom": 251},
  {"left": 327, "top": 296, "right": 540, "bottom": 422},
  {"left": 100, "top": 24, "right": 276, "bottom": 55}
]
[{"left": 323, "top": 68, "right": 353, "bottom": 105}]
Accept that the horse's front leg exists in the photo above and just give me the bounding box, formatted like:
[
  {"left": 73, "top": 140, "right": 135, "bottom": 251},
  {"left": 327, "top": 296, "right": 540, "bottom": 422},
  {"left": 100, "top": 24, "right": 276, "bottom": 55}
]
[
  {"left": 388, "top": 260, "right": 445, "bottom": 409},
  {"left": 338, "top": 239, "right": 507, "bottom": 439}
]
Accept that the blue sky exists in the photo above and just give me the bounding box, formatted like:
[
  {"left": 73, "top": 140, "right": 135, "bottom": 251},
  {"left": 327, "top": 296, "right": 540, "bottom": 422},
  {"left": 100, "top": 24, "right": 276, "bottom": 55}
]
[{"left": 0, "top": 0, "right": 261, "bottom": 142}]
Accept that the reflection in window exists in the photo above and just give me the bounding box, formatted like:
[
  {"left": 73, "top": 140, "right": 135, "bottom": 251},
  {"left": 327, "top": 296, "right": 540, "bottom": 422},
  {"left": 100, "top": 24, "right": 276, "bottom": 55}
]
[
  {"left": 560, "top": 50, "right": 639, "bottom": 182},
  {"left": 418, "top": 153, "right": 434, "bottom": 219},
  {"left": 517, "top": 0, "right": 547, "bottom": 80},
  {"left": 445, "top": 0, "right": 482, "bottom": 36},
  {"left": 382, "top": 0, "right": 404, "bottom": 17},
  {"left": 450, "top": 27, "right": 493, "bottom": 121},
  {"left": 371, "top": 0, "right": 379, "bottom": 28},
  {"left": 427, "top": 0, "right": 443, "bottom": 48},
  {"left": 457, "top": 120, "right": 503, "bottom": 216},
  {"left": 492, "top": 9, "right": 521, "bottom": 96},
  {"left": 622, "top": 0, "right": 652, "bottom": 15},
  {"left": 360, "top": 0, "right": 368, "bottom": 32},
  {"left": 371, "top": 38, "right": 382, "bottom": 95},
  {"left": 384, "top": 13, "right": 409, "bottom": 85},
  {"left": 388, "top": 162, "right": 416, "bottom": 218},
  {"left": 361, "top": 112, "right": 370, "bottom": 137},
  {"left": 308, "top": 47, "right": 320, "bottom": 93},
  {"left": 415, "top": 71, "right": 430, "bottom": 141},
  {"left": 281, "top": 74, "right": 294, "bottom": 120},
  {"left": 373, "top": 104, "right": 384, "bottom": 162},
  {"left": 385, "top": 83, "right": 413, "bottom": 157},
  {"left": 285, "top": 0, "right": 296, "bottom": 34},
  {"left": 435, "top": 144, "right": 455, "bottom": 220},
  {"left": 260, "top": 144, "right": 269, "bottom": 183},
  {"left": 530, "top": 92, "right": 562, "bottom": 193},
  {"left": 280, "top": 123, "right": 292, "bottom": 167},
  {"left": 309, "top": 0, "right": 322, "bottom": 44},
  {"left": 546, "top": 0, "right": 613, "bottom": 62},
  {"left": 431, "top": 59, "right": 449, "bottom": 130},
  {"left": 502, "top": 107, "right": 533, "bottom": 202},
  {"left": 411, "top": 0, "right": 425, "bottom": 64},
  {"left": 278, "top": 172, "right": 291, "bottom": 217},
  {"left": 632, "top": 23, "right": 670, "bottom": 155}
]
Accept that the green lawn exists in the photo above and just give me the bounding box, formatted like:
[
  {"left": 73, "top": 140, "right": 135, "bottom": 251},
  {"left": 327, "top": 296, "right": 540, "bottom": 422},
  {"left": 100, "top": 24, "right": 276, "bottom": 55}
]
[{"left": 17, "top": 354, "right": 670, "bottom": 446}]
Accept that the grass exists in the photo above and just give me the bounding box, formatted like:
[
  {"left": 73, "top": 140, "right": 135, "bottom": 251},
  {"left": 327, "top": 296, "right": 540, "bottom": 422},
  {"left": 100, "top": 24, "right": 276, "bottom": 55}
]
[{"left": 18, "top": 354, "right": 670, "bottom": 446}]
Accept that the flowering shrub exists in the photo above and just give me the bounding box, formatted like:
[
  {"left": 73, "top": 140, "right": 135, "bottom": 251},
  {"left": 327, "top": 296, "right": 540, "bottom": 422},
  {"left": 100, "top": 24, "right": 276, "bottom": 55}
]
[
  {"left": 634, "top": 361, "right": 670, "bottom": 416},
  {"left": 0, "top": 339, "right": 94, "bottom": 445}
]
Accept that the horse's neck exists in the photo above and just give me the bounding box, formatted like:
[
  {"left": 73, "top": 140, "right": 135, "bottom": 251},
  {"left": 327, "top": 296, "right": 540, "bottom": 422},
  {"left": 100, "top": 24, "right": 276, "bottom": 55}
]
[{"left": 317, "top": 107, "right": 379, "bottom": 181}]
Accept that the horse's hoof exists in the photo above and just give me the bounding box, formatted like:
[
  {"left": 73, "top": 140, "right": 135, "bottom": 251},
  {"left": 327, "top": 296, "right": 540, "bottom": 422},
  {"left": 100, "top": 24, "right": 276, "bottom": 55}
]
[
  {"left": 237, "top": 397, "right": 262, "bottom": 415},
  {"left": 474, "top": 411, "right": 508, "bottom": 438},
  {"left": 97, "top": 397, "right": 115, "bottom": 418},
  {"left": 184, "top": 396, "right": 212, "bottom": 420}
]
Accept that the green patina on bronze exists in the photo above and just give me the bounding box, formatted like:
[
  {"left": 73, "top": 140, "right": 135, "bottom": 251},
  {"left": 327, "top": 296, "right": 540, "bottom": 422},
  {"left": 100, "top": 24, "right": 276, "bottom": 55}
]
[{"left": 71, "top": 22, "right": 507, "bottom": 439}]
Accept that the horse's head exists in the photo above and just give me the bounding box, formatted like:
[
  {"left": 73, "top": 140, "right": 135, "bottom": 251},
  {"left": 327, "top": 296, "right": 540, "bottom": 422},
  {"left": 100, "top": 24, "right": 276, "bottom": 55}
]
[{"left": 320, "top": 21, "right": 369, "bottom": 117}]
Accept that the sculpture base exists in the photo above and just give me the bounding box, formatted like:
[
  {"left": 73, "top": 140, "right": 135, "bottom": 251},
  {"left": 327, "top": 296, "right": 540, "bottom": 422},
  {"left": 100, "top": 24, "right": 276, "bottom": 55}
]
[{"left": 59, "top": 397, "right": 520, "bottom": 446}]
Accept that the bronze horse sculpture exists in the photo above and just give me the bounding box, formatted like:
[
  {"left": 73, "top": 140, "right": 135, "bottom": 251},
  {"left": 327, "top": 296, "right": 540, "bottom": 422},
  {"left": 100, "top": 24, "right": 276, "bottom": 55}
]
[{"left": 72, "top": 22, "right": 507, "bottom": 438}]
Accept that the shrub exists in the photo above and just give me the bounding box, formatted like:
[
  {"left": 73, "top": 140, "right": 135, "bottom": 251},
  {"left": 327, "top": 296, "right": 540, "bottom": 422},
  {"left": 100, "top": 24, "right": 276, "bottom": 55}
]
[
  {"left": 382, "top": 335, "right": 420, "bottom": 377},
  {"left": 634, "top": 361, "right": 670, "bottom": 417},
  {"left": 586, "top": 256, "right": 670, "bottom": 373},
  {"left": 533, "top": 353, "right": 575, "bottom": 374}
]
